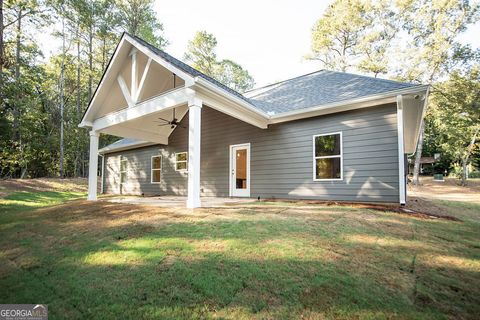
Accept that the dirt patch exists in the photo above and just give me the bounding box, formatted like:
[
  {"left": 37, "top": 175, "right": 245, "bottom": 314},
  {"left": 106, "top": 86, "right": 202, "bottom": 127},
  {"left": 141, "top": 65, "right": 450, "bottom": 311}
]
[
  {"left": 409, "top": 177, "right": 480, "bottom": 204},
  {"left": 261, "top": 198, "right": 461, "bottom": 221}
]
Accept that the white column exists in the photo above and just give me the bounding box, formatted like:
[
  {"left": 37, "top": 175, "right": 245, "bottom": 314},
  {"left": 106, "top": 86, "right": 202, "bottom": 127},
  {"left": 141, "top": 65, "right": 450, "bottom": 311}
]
[
  {"left": 396, "top": 95, "right": 406, "bottom": 205},
  {"left": 187, "top": 98, "right": 202, "bottom": 208},
  {"left": 88, "top": 130, "right": 99, "bottom": 201}
]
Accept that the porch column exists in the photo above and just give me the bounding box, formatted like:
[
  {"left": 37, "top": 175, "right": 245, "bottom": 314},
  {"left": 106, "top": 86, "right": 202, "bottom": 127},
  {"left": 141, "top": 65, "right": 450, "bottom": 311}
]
[
  {"left": 187, "top": 98, "right": 202, "bottom": 208},
  {"left": 87, "top": 130, "right": 99, "bottom": 201}
]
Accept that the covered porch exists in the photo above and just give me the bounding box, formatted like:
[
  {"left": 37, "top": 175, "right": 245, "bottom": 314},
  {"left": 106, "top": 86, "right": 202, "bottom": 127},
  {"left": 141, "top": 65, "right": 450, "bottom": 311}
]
[{"left": 79, "top": 33, "right": 268, "bottom": 208}]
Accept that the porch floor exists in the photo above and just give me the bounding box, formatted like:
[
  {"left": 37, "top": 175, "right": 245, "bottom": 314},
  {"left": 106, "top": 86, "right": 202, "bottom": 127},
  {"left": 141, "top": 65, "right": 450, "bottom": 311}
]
[{"left": 104, "top": 196, "right": 257, "bottom": 208}]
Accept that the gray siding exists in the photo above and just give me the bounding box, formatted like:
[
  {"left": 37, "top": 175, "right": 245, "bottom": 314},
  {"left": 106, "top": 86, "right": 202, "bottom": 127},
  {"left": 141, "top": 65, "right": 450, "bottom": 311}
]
[{"left": 103, "top": 103, "right": 399, "bottom": 202}]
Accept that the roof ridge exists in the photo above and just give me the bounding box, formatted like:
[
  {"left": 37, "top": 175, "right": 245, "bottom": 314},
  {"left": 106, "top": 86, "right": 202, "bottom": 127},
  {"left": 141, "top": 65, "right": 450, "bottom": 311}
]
[
  {"left": 244, "top": 69, "right": 326, "bottom": 95},
  {"left": 322, "top": 69, "right": 420, "bottom": 86}
]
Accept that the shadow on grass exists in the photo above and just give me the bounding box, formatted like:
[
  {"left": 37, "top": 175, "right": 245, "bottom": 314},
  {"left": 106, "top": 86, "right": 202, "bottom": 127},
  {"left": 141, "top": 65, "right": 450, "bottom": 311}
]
[
  {"left": 0, "top": 201, "right": 478, "bottom": 319},
  {"left": 0, "top": 191, "right": 85, "bottom": 214}
]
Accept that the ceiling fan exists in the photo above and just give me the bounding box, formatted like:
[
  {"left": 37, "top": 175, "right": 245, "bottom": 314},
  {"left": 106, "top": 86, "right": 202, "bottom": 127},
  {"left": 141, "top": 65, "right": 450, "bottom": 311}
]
[
  {"left": 154, "top": 108, "right": 186, "bottom": 129},
  {"left": 153, "top": 73, "right": 184, "bottom": 129}
]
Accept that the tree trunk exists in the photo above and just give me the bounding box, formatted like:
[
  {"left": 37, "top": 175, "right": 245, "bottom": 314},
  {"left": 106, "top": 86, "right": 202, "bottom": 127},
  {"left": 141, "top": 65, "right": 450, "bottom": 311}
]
[
  {"left": 88, "top": 25, "right": 93, "bottom": 100},
  {"left": 461, "top": 127, "right": 480, "bottom": 186},
  {"left": 75, "top": 26, "right": 81, "bottom": 177},
  {"left": 0, "top": 0, "right": 4, "bottom": 84},
  {"left": 461, "top": 158, "right": 468, "bottom": 186},
  {"left": 59, "top": 16, "right": 65, "bottom": 178},
  {"left": 413, "top": 120, "right": 424, "bottom": 186},
  {"left": 13, "top": 8, "right": 21, "bottom": 143}
]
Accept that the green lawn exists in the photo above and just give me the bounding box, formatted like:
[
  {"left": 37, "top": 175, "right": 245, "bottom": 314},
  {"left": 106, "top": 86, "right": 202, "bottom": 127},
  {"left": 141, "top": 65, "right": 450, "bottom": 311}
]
[
  {"left": 0, "top": 191, "right": 85, "bottom": 214},
  {"left": 0, "top": 193, "right": 479, "bottom": 319}
]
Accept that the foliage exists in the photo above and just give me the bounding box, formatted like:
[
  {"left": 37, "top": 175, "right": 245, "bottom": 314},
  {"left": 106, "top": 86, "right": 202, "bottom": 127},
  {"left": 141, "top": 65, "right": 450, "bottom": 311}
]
[
  {"left": 428, "top": 67, "right": 480, "bottom": 181},
  {"left": 116, "top": 0, "right": 167, "bottom": 48},
  {"left": 309, "top": 0, "right": 479, "bottom": 81},
  {"left": 309, "top": 0, "right": 480, "bottom": 184},
  {"left": 184, "top": 31, "right": 255, "bottom": 92},
  {"left": 0, "top": 0, "right": 167, "bottom": 178},
  {"left": 308, "top": 0, "right": 396, "bottom": 76}
]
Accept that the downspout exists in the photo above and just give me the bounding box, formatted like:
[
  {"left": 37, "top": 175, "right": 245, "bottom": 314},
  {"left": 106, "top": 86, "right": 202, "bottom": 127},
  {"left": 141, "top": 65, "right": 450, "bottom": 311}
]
[
  {"left": 99, "top": 154, "right": 105, "bottom": 194},
  {"left": 396, "top": 95, "right": 406, "bottom": 206}
]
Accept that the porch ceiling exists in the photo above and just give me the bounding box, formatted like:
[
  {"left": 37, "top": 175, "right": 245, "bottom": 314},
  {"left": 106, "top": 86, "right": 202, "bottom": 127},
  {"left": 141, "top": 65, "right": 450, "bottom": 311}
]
[{"left": 99, "top": 104, "right": 188, "bottom": 145}]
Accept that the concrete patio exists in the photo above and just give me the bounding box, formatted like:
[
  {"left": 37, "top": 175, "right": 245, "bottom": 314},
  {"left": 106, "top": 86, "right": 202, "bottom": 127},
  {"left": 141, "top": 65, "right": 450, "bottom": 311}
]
[{"left": 104, "top": 196, "right": 257, "bottom": 208}]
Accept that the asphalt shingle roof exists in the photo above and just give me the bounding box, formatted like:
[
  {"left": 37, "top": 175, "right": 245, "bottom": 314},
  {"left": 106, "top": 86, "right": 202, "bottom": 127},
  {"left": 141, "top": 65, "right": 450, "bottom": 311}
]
[
  {"left": 130, "top": 33, "right": 420, "bottom": 116},
  {"left": 245, "top": 70, "right": 418, "bottom": 115},
  {"left": 105, "top": 34, "right": 423, "bottom": 152}
]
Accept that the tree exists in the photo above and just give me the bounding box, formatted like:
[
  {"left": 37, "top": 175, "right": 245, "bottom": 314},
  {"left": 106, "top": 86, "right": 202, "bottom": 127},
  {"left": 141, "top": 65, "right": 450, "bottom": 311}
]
[
  {"left": 429, "top": 67, "right": 480, "bottom": 185},
  {"left": 309, "top": 0, "right": 480, "bottom": 185},
  {"left": 396, "top": 0, "right": 479, "bottom": 185},
  {"left": 308, "top": 0, "right": 397, "bottom": 76},
  {"left": 216, "top": 59, "right": 255, "bottom": 93},
  {"left": 184, "top": 30, "right": 218, "bottom": 76},
  {"left": 116, "top": 0, "right": 167, "bottom": 49},
  {"left": 184, "top": 31, "right": 255, "bottom": 92}
]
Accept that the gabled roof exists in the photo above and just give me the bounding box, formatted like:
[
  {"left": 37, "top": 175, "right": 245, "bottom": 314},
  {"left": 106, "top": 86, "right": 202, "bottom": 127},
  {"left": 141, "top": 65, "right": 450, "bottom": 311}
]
[
  {"left": 130, "top": 34, "right": 423, "bottom": 116},
  {"left": 129, "top": 34, "right": 251, "bottom": 104},
  {"left": 91, "top": 34, "right": 428, "bottom": 154},
  {"left": 245, "top": 70, "right": 418, "bottom": 115}
]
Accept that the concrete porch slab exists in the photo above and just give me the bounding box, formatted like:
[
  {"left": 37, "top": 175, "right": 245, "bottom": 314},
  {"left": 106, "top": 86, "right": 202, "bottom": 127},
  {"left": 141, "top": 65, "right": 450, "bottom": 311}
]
[{"left": 104, "top": 196, "right": 257, "bottom": 208}]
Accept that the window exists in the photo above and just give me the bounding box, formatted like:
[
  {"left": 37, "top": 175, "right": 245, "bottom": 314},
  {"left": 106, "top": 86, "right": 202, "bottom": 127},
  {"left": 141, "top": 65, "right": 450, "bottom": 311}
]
[
  {"left": 151, "top": 155, "right": 162, "bottom": 183},
  {"left": 313, "top": 132, "right": 342, "bottom": 180},
  {"left": 120, "top": 157, "right": 128, "bottom": 184},
  {"left": 175, "top": 152, "right": 188, "bottom": 171}
]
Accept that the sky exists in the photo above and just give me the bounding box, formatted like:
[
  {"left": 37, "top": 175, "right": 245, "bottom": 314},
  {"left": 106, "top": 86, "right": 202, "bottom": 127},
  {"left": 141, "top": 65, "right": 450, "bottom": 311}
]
[{"left": 38, "top": 0, "right": 480, "bottom": 88}]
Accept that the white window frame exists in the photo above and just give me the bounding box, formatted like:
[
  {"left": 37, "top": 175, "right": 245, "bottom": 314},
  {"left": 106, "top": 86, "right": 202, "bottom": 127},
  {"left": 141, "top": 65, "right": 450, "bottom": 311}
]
[
  {"left": 312, "top": 131, "right": 343, "bottom": 181},
  {"left": 151, "top": 155, "right": 162, "bottom": 184},
  {"left": 175, "top": 152, "right": 188, "bottom": 172},
  {"left": 120, "top": 157, "right": 128, "bottom": 185}
]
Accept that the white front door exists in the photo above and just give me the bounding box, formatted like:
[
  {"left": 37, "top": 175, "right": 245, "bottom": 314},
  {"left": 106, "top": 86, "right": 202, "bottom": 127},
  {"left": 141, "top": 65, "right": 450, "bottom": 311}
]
[{"left": 230, "top": 143, "right": 250, "bottom": 197}]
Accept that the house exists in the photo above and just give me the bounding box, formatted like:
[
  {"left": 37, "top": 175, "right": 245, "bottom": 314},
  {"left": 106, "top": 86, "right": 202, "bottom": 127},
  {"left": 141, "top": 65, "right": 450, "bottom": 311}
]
[{"left": 79, "top": 33, "right": 429, "bottom": 208}]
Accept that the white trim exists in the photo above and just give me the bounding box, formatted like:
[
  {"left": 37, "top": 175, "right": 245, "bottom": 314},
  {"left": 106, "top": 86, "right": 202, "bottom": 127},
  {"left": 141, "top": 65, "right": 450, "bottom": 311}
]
[
  {"left": 150, "top": 155, "right": 162, "bottom": 184},
  {"left": 80, "top": 37, "right": 128, "bottom": 126},
  {"left": 125, "top": 35, "right": 195, "bottom": 86},
  {"left": 412, "top": 87, "right": 430, "bottom": 152},
  {"left": 174, "top": 151, "right": 188, "bottom": 172},
  {"left": 195, "top": 77, "right": 269, "bottom": 118},
  {"left": 131, "top": 49, "right": 138, "bottom": 100},
  {"left": 92, "top": 87, "right": 194, "bottom": 132},
  {"left": 87, "top": 131, "right": 99, "bottom": 201},
  {"left": 396, "top": 95, "right": 406, "bottom": 205},
  {"left": 229, "top": 143, "right": 251, "bottom": 197},
  {"left": 135, "top": 58, "right": 152, "bottom": 103},
  {"left": 120, "top": 156, "right": 128, "bottom": 185},
  {"left": 99, "top": 140, "right": 156, "bottom": 154},
  {"left": 312, "top": 132, "right": 343, "bottom": 181},
  {"left": 117, "top": 75, "right": 134, "bottom": 108}
]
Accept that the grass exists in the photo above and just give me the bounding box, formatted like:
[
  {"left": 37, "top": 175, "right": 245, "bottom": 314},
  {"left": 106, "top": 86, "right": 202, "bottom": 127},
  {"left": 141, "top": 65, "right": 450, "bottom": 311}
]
[
  {"left": 0, "top": 191, "right": 85, "bottom": 214},
  {"left": 0, "top": 194, "right": 479, "bottom": 319}
]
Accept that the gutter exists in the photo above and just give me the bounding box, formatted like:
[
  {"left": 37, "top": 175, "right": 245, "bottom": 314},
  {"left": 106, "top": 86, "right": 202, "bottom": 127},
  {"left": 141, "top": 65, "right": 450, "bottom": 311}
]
[
  {"left": 268, "top": 85, "right": 430, "bottom": 121},
  {"left": 194, "top": 77, "right": 270, "bottom": 119}
]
